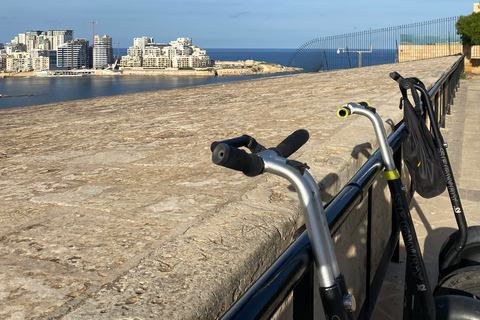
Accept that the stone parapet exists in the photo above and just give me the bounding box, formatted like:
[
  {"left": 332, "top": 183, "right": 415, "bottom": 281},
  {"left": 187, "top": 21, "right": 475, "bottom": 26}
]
[
  {"left": 0, "top": 56, "right": 462, "bottom": 319},
  {"left": 398, "top": 43, "right": 462, "bottom": 62}
]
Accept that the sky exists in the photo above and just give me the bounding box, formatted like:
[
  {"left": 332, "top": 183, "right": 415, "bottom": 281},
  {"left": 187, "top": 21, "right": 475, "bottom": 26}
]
[{"left": 0, "top": 0, "right": 477, "bottom": 49}]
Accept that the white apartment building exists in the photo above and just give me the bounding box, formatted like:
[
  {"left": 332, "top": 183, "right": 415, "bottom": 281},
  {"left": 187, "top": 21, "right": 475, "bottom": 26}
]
[
  {"left": 32, "top": 57, "right": 50, "bottom": 71},
  {"left": 127, "top": 46, "right": 143, "bottom": 57},
  {"left": 121, "top": 55, "right": 142, "bottom": 67},
  {"left": 120, "top": 37, "right": 212, "bottom": 69},
  {"left": 134, "top": 37, "right": 154, "bottom": 50},
  {"left": 6, "top": 52, "right": 31, "bottom": 72},
  {"left": 143, "top": 56, "right": 172, "bottom": 68},
  {"left": 144, "top": 46, "right": 164, "bottom": 57},
  {"left": 93, "top": 35, "right": 114, "bottom": 69}
]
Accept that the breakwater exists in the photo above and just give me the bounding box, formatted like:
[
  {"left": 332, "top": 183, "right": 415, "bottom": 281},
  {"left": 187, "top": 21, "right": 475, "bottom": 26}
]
[{"left": 0, "top": 56, "right": 462, "bottom": 319}]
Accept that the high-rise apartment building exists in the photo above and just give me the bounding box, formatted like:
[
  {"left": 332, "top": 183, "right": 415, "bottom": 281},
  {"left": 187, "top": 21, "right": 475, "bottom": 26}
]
[
  {"left": 47, "top": 30, "right": 73, "bottom": 51},
  {"left": 93, "top": 35, "right": 114, "bottom": 69},
  {"left": 57, "top": 39, "right": 90, "bottom": 69}
]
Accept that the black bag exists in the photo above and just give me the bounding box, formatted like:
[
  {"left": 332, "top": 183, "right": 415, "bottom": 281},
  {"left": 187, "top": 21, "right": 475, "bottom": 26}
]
[{"left": 400, "top": 82, "right": 446, "bottom": 199}]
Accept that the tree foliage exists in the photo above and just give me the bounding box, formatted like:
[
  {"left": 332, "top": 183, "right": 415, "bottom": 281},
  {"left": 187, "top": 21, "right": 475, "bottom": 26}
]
[{"left": 456, "top": 12, "right": 480, "bottom": 46}]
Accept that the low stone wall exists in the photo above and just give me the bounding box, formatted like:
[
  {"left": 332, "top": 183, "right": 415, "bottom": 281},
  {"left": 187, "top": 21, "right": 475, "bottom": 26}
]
[{"left": 0, "top": 56, "right": 461, "bottom": 319}]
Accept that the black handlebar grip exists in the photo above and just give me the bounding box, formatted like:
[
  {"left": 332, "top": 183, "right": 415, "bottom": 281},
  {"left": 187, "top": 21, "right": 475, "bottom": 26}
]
[
  {"left": 212, "top": 143, "right": 264, "bottom": 177},
  {"left": 272, "top": 129, "right": 309, "bottom": 158},
  {"left": 210, "top": 135, "right": 251, "bottom": 152},
  {"left": 389, "top": 71, "right": 403, "bottom": 82},
  {"left": 390, "top": 71, "right": 413, "bottom": 90}
]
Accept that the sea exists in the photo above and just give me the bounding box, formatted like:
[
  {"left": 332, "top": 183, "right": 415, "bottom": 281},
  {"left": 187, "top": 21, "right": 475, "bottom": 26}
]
[{"left": 0, "top": 48, "right": 397, "bottom": 109}]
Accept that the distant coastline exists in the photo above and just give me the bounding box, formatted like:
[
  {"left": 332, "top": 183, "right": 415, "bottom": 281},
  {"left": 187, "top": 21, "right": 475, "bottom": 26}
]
[
  {"left": 1, "top": 60, "right": 302, "bottom": 78},
  {"left": 0, "top": 48, "right": 301, "bottom": 109}
]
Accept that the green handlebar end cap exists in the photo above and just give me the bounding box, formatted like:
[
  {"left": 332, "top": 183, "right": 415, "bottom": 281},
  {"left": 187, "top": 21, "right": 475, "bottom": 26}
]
[{"left": 337, "top": 107, "right": 350, "bottom": 119}]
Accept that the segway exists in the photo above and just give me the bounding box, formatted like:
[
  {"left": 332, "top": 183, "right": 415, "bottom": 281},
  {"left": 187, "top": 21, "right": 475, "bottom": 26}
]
[
  {"left": 338, "top": 101, "right": 480, "bottom": 319},
  {"left": 390, "top": 72, "right": 480, "bottom": 282}
]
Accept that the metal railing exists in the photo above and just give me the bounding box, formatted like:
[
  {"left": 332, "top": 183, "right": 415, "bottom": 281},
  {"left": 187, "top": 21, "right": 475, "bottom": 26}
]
[
  {"left": 288, "top": 17, "right": 461, "bottom": 72},
  {"left": 219, "top": 56, "right": 465, "bottom": 320}
]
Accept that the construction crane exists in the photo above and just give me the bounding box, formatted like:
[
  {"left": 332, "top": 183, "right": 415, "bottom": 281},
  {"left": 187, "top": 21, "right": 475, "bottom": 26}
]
[{"left": 83, "top": 21, "right": 98, "bottom": 68}]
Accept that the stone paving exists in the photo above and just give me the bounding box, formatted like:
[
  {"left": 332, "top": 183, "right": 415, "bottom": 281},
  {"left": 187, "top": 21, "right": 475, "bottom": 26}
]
[{"left": 0, "top": 56, "right": 463, "bottom": 319}]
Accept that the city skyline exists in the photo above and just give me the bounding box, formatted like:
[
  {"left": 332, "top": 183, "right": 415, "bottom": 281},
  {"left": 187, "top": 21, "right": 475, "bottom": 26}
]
[{"left": 0, "top": 0, "right": 477, "bottom": 49}]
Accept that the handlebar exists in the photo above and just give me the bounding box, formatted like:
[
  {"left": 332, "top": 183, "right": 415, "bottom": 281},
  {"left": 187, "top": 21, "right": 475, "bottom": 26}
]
[
  {"left": 390, "top": 71, "right": 417, "bottom": 93},
  {"left": 337, "top": 101, "right": 372, "bottom": 119},
  {"left": 211, "top": 129, "right": 309, "bottom": 176},
  {"left": 336, "top": 102, "right": 397, "bottom": 173},
  {"left": 211, "top": 143, "right": 264, "bottom": 177},
  {"left": 271, "top": 129, "right": 309, "bottom": 158}
]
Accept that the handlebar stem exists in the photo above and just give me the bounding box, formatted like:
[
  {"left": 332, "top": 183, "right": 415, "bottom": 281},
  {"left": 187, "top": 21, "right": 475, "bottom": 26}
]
[
  {"left": 341, "top": 103, "right": 397, "bottom": 172},
  {"left": 259, "top": 149, "right": 340, "bottom": 287}
]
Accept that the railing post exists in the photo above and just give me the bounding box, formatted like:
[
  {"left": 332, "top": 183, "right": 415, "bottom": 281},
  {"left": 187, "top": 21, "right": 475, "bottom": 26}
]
[
  {"left": 293, "top": 266, "right": 314, "bottom": 320},
  {"left": 441, "top": 82, "right": 447, "bottom": 128}
]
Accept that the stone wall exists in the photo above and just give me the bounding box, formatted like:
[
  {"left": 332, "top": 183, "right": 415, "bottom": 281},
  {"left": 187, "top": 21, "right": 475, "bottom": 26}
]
[
  {"left": 398, "top": 43, "right": 462, "bottom": 62},
  {"left": 0, "top": 56, "right": 462, "bottom": 319}
]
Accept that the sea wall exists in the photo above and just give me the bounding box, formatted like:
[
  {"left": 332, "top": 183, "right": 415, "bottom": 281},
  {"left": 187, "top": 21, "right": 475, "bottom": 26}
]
[
  {"left": 120, "top": 67, "right": 215, "bottom": 76},
  {"left": 0, "top": 56, "right": 462, "bottom": 319}
]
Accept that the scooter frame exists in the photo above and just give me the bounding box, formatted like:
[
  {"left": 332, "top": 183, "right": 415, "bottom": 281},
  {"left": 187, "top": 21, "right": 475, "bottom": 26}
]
[
  {"left": 390, "top": 72, "right": 477, "bottom": 280},
  {"left": 338, "top": 101, "right": 480, "bottom": 319}
]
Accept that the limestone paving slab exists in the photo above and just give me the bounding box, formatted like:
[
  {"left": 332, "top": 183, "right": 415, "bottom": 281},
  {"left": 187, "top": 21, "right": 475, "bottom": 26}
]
[{"left": 0, "top": 56, "right": 462, "bottom": 319}]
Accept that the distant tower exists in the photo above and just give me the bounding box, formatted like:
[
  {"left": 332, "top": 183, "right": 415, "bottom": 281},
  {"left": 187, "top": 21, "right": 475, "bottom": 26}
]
[{"left": 93, "top": 35, "right": 114, "bottom": 69}]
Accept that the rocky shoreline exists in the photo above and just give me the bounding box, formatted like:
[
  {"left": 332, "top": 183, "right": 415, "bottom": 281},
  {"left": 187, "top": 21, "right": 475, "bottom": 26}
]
[{"left": 213, "top": 60, "right": 302, "bottom": 76}]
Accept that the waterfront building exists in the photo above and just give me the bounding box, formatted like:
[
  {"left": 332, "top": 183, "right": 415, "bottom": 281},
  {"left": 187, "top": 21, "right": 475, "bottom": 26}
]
[
  {"left": 93, "top": 35, "right": 114, "bottom": 69},
  {"left": 27, "top": 50, "right": 52, "bottom": 71},
  {"left": 127, "top": 46, "right": 143, "bottom": 57},
  {"left": 0, "top": 56, "right": 5, "bottom": 71},
  {"left": 144, "top": 46, "right": 164, "bottom": 57},
  {"left": 120, "top": 55, "right": 142, "bottom": 67},
  {"left": 120, "top": 37, "right": 211, "bottom": 69},
  {"left": 57, "top": 39, "right": 90, "bottom": 69},
  {"left": 6, "top": 52, "right": 31, "bottom": 72},
  {"left": 32, "top": 57, "right": 50, "bottom": 71}
]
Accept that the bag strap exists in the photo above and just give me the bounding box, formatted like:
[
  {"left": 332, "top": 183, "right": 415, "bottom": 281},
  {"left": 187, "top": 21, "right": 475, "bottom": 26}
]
[
  {"left": 400, "top": 78, "right": 438, "bottom": 160},
  {"left": 399, "top": 76, "right": 432, "bottom": 115}
]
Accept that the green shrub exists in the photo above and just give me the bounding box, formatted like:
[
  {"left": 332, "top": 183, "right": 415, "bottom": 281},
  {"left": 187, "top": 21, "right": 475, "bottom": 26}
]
[{"left": 456, "top": 12, "right": 480, "bottom": 46}]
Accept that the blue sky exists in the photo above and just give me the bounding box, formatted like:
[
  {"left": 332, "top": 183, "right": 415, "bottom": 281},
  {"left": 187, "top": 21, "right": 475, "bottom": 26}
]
[{"left": 0, "top": 0, "right": 476, "bottom": 48}]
